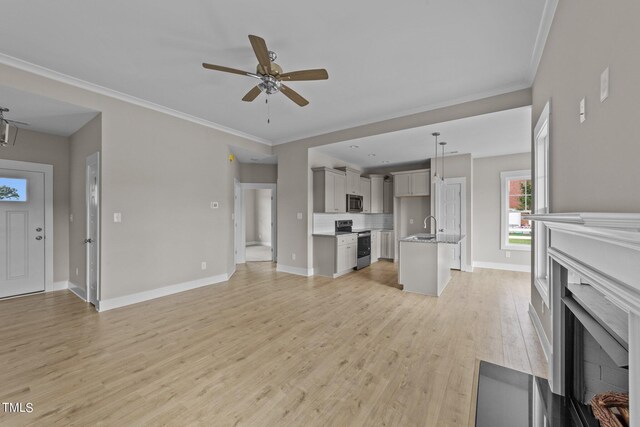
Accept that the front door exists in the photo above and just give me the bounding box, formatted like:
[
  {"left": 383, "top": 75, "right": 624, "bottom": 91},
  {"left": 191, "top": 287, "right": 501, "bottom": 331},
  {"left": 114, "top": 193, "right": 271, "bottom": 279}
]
[
  {"left": 0, "top": 169, "right": 45, "bottom": 298},
  {"left": 443, "top": 182, "right": 462, "bottom": 270}
]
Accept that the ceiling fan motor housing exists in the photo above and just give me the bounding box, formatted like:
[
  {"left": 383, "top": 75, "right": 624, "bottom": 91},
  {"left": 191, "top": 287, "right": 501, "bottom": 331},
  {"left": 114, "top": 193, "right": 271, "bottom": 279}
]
[{"left": 258, "top": 75, "right": 282, "bottom": 94}]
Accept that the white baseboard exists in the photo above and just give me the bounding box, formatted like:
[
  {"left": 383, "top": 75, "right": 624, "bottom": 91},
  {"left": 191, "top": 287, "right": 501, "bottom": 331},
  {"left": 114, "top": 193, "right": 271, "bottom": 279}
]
[
  {"left": 68, "top": 282, "right": 87, "bottom": 301},
  {"left": 462, "top": 263, "right": 474, "bottom": 273},
  {"left": 246, "top": 241, "right": 260, "bottom": 245},
  {"left": 53, "top": 280, "right": 69, "bottom": 291},
  {"left": 528, "top": 302, "right": 551, "bottom": 362},
  {"left": 97, "top": 273, "right": 229, "bottom": 312},
  {"left": 276, "top": 264, "right": 314, "bottom": 277},
  {"left": 473, "top": 261, "right": 531, "bottom": 272}
]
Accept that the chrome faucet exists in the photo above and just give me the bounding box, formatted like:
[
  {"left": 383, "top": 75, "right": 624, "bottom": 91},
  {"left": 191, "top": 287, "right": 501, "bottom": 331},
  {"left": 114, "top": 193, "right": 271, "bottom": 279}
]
[{"left": 423, "top": 215, "right": 437, "bottom": 233}]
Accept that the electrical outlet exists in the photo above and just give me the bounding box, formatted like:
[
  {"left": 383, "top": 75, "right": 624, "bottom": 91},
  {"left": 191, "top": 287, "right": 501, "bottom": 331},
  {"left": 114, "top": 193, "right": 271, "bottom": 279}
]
[
  {"left": 409, "top": 218, "right": 414, "bottom": 224},
  {"left": 113, "top": 212, "right": 122, "bottom": 223},
  {"left": 201, "top": 262, "right": 207, "bottom": 270},
  {"left": 506, "top": 251, "right": 511, "bottom": 258},
  {"left": 296, "top": 212, "right": 303, "bottom": 220},
  {"left": 291, "top": 253, "right": 296, "bottom": 260},
  {"left": 75, "top": 267, "right": 79, "bottom": 276},
  {"left": 70, "top": 214, "right": 74, "bottom": 223},
  {"left": 579, "top": 98, "right": 586, "bottom": 123}
]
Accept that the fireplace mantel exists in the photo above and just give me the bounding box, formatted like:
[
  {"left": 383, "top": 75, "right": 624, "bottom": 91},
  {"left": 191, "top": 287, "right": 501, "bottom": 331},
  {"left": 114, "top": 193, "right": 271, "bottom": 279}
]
[{"left": 526, "top": 212, "right": 640, "bottom": 426}]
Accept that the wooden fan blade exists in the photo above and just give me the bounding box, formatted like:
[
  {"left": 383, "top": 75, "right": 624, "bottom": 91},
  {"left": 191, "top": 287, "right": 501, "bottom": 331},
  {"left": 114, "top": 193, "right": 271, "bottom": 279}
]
[
  {"left": 202, "top": 63, "right": 254, "bottom": 77},
  {"left": 279, "top": 69, "right": 329, "bottom": 81},
  {"left": 242, "top": 86, "right": 262, "bottom": 102},
  {"left": 248, "top": 35, "right": 271, "bottom": 75},
  {"left": 280, "top": 84, "right": 309, "bottom": 107}
]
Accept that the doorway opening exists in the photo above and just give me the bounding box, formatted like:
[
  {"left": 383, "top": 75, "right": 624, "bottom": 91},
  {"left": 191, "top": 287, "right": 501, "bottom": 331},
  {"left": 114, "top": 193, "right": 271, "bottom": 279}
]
[{"left": 235, "top": 183, "right": 277, "bottom": 264}]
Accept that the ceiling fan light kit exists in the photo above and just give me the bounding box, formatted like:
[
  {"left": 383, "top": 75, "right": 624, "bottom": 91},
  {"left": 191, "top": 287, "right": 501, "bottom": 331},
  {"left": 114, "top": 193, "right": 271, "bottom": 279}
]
[
  {"left": 202, "top": 35, "right": 329, "bottom": 112},
  {"left": 0, "top": 107, "right": 29, "bottom": 147}
]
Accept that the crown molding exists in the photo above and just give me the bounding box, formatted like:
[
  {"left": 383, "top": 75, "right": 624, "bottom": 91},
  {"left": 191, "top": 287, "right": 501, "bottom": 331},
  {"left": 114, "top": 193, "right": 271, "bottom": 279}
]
[
  {"left": 528, "top": 0, "right": 559, "bottom": 84},
  {"left": 0, "top": 53, "right": 272, "bottom": 146}
]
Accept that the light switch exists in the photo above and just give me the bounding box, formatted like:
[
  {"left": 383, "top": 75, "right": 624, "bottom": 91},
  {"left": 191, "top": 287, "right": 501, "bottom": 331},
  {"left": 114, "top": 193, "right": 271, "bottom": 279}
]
[
  {"left": 296, "top": 212, "right": 303, "bottom": 220},
  {"left": 211, "top": 201, "right": 219, "bottom": 209},
  {"left": 409, "top": 218, "right": 414, "bottom": 224},
  {"left": 70, "top": 214, "right": 74, "bottom": 223},
  {"left": 113, "top": 212, "right": 122, "bottom": 223},
  {"left": 600, "top": 67, "right": 609, "bottom": 102},
  {"left": 579, "top": 98, "right": 586, "bottom": 123}
]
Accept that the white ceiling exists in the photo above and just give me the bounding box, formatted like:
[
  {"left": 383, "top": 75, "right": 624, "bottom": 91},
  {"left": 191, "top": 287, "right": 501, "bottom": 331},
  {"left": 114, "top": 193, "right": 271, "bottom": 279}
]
[
  {"left": 314, "top": 106, "right": 532, "bottom": 169},
  {"left": 0, "top": 85, "right": 98, "bottom": 136},
  {"left": 0, "top": 0, "right": 549, "bottom": 145}
]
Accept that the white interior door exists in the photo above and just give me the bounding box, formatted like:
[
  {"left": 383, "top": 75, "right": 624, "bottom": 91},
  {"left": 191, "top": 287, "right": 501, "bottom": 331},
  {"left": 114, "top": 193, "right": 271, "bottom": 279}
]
[
  {"left": 86, "top": 153, "right": 100, "bottom": 306},
  {"left": 443, "top": 182, "right": 462, "bottom": 270},
  {"left": 0, "top": 169, "right": 45, "bottom": 298},
  {"left": 234, "top": 180, "right": 245, "bottom": 264}
]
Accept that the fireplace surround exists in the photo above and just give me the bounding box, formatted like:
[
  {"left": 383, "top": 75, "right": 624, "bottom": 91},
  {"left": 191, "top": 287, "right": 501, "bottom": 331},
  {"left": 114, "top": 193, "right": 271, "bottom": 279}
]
[{"left": 527, "top": 213, "right": 640, "bottom": 426}]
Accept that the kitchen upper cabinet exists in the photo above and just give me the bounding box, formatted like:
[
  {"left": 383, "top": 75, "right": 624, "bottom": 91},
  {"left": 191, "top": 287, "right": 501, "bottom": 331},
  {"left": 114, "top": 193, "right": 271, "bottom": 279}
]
[
  {"left": 334, "top": 173, "right": 346, "bottom": 212},
  {"left": 394, "top": 174, "right": 411, "bottom": 197},
  {"left": 369, "top": 175, "right": 384, "bottom": 213},
  {"left": 360, "top": 177, "right": 371, "bottom": 213},
  {"left": 312, "top": 167, "right": 347, "bottom": 213},
  {"left": 410, "top": 170, "right": 430, "bottom": 196},
  {"left": 383, "top": 178, "right": 394, "bottom": 213},
  {"left": 337, "top": 167, "right": 361, "bottom": 195},
  {"left": 392, "top": 169, "right": 430, "bottom": 197}
]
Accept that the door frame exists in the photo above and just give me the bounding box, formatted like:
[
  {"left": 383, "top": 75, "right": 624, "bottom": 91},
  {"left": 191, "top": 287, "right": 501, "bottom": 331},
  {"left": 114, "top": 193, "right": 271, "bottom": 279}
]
[
  {"left": 236, "top": 183, "right": 277, "bottom": 263},
  {"left": 0, "top": 159, "right": 54, "bottom": 292},
  {"left": 85, "top": 152, "right": 100, "bottom": 306},
  {"left": 442, "top": 176, "right": 468, "bottom": 271}
]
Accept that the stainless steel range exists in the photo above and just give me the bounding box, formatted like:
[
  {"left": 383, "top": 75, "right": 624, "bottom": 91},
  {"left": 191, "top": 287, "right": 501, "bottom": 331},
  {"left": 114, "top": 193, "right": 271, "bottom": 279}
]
[{"left": 335, "top": 220, "right": 371, "bottom": 270}]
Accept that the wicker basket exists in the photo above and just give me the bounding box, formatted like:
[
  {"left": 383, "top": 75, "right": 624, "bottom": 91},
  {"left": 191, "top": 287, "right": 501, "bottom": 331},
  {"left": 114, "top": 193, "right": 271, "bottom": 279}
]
[{"left": 590, "top": 392, "right": 629, "bottom": 427}]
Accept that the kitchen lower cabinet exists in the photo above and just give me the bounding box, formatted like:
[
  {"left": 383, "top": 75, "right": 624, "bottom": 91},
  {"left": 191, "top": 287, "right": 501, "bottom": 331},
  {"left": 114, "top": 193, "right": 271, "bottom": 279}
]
[
  {"left": 379, "top": 230, "right": 395, "bottom": 259},
  {"left": 313, "top": 234, "right": 357, "bottom": 278}
]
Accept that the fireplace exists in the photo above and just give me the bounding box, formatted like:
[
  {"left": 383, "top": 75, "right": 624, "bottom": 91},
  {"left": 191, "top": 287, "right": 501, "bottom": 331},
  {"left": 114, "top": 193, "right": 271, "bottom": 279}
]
[
  {"left": 564, "top": 274, "right": 629, "bottom": 425},
  {"left": 527, "top": 213, "right": 640, "bottom": 427}
]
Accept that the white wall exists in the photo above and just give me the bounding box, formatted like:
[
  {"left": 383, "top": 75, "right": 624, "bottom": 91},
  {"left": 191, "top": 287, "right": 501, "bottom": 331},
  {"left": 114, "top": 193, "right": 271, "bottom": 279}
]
[
  {"left": 473, "top": 153, "right": 531, "bottom": 269},
  {"left": 244, "top": 189, "right": 257, "bottom": 243},
  {"left": 256, "top": 189, "right": 272, "bottom": 245}
]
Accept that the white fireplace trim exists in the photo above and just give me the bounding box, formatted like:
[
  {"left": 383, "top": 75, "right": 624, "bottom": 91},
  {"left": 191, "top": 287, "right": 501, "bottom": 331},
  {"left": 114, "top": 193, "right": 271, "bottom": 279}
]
[{"left": 526, "top": 212, "right": 640, "bottom": 425}]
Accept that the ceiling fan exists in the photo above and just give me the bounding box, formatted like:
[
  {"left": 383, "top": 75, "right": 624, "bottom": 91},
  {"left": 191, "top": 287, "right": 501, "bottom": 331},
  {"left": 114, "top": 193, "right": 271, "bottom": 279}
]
[
  {"left": 202, "top": 35, "right": 328, "bottom": 107},
  {"left": 0, "top": 107, "right": 29, "bottom": 147}
]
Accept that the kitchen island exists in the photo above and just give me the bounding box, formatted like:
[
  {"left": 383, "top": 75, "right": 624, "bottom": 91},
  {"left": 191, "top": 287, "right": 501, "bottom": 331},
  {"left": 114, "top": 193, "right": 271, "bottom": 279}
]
[{"left": 398, "top": 233, "right": 465, "bottom": 296}]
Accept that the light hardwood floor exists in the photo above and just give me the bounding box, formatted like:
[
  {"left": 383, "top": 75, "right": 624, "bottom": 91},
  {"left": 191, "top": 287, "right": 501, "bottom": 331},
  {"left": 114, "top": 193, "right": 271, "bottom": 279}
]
[{"left": 0, "top": 261, "right": 546, "bottom": 426}]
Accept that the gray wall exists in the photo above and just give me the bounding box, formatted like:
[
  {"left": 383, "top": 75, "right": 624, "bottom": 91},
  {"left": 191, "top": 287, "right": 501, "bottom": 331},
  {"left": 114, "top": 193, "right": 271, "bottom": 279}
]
[
  {"left": 473, "top": 153, "right": 531, "bottom": 268},
  {"left": 531, "top": 0, "right": 640, "bottom": 340},
  {"left": 398, "top": 197, "right": 431, "bottom": 237},
  {"left": 0, "top": 62, "right": 270, "bottom": 300},
  {"left": 239, "top": 163, "right": 277, "bottom": 184},
  {"left": 0, "top": 128, "right": 70, "bottom": 283},
  {"left": 68, "top": 115, "right": 101, "bottom": 291}
]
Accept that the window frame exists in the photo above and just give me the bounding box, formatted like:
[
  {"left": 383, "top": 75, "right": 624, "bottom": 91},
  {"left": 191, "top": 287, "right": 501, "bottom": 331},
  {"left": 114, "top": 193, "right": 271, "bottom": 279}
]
[
  {"left": 533, "top": 101, "right": 551, "bottom": 306},
  {"left": 500, "top": 169, "right": 532, "bottom": 252}
]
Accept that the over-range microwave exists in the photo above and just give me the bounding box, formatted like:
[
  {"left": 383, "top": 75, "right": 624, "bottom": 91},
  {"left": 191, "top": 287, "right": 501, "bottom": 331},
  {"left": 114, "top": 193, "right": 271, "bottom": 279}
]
[{"left": 346, "top": 194, "right": 363, "bottom": 213}]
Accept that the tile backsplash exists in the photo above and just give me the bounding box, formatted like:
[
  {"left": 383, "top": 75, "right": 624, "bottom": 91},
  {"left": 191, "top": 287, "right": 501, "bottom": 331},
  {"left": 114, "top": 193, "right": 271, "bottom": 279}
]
[{"left": 313, "top": 213, "right": 394, "bottom": 233}]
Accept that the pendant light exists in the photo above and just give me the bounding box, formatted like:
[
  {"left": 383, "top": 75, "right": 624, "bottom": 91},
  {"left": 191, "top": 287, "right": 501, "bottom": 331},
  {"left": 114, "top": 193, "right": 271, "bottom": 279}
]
[
  {"left": 431, "top": 132, "right": 441, "bottom": 181},
  {"left": 439, "top": 141, "right": 447, "bottom": 180}
]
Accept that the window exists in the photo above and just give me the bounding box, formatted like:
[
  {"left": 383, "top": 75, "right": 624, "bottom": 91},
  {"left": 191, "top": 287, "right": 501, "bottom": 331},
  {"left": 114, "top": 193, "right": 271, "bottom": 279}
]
[
  {"left": 0, "top": 177, "right": 27, "bottom": 202},
  {"left": 500, "top": 170, "right": 531, "bottom": 251}
]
